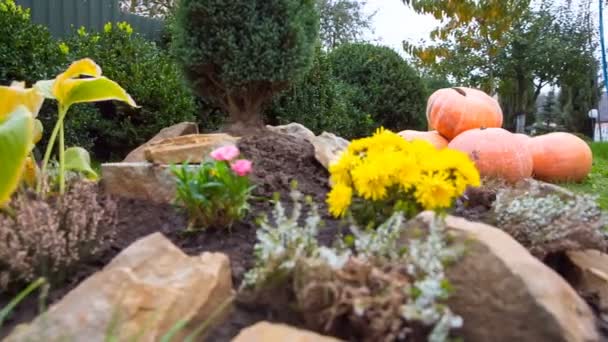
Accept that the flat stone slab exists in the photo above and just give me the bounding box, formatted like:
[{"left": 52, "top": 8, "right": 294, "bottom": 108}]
[{"left": 144, "top": 133, "right": 239, "bottom": 164}]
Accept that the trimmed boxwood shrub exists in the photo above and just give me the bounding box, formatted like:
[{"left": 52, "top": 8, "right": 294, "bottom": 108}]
[
  {"left": 267, "top": 46, "right": 375, "bottom": 139},
  {"left": 328, "top": 43, "right": 427, "bottom": 131},
  {"left": 172, "top": 0, "right": 319, "bottom": 134},
  {"left": 0, "top": 0, "right": 66, "bottom": 86},
  {"left": 48, "top": 23, "right": 199, "bottom": 160}
]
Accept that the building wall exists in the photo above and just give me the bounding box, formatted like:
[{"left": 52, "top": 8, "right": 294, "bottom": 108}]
[
  {"left": 594, "top": 122, "right": 608, "bottom": 142},
  {"left": 15, "top": 0, "right": 163, "bottom": 41}
]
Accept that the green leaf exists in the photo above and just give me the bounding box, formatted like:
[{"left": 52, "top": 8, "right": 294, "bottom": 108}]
[
  {"left": 61, "top": 77, "right": 137, "bottom": 109},
  {"left": 0, "top": 106, "right": 33, "bottom": 206},
  {"left": 33, "top": 79, "right": 56, "bottom": 99},
  {"left": 64, "top": 147, "right": 98, "bottom": 180}
]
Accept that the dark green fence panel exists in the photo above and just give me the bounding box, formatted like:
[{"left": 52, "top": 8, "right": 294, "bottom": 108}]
[{"left": 14, "top": 0, "right": 163, "bottom": 41}]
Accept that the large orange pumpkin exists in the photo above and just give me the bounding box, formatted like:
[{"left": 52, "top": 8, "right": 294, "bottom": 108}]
[
  {"left": 528, "top": 132, "right": 592, "bottom": 182},
  {"left": 448, "top": 128, "right": 533, "bottom": 183},
  {"left": 426, "top": 87, "right": 503, "bottom": 140},
  {"left": 398, "top": 130, "right": 448, "bottom": 149}
]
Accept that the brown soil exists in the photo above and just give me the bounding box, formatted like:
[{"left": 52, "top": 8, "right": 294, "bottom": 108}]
[{"left": 0, "top": 132, "right": 344, "bottom": 341}]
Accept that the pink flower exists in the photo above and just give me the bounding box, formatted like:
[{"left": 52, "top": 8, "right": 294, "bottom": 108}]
[
  {"left": 231, "top": 159, "right": 252, "bottom": 176},
  {"left": 210, "top": 145, "right": 240, "bottom": 161}
]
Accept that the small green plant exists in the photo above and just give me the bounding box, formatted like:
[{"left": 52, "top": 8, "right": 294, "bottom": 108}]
[
  {"left": 171, "top": 145, "right": 254, "bottom": 230},
  {"left": 241, "top": 187, "right": 463, "bottom": 341},
  {"left": 35, "top": 58, "right": 137, "bottom": 194}
]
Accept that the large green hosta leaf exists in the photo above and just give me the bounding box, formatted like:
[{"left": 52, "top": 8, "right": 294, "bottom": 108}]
[{"left": 0, "top": 106, "right": 33, "bottom": 206}]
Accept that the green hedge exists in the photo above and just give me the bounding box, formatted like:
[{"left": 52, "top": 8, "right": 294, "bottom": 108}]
[
  {"left": 267, "top": 46, "right": 375, "bottom": 139},
  {"left": 0, "top": 0, "right": 65, "bottom": 85},
  {"left": 328, "top": 43, "right": 427, "bottom": 131}
]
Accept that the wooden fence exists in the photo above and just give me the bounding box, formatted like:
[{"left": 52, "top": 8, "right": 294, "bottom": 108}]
[{"left": 15, "top": 0, "right": 163, "bottom": 40}]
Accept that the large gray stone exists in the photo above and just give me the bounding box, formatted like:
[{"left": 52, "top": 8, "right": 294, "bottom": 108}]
[
  {"left": 6, "top": 233, "right": 234, "bottom": 342},
  {"left": 405, "top": 212, "right": 599, "bottom": 342}
]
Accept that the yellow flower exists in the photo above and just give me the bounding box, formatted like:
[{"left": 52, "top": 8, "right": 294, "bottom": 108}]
[
  {"left": 104, "top": 22, "right": 113, "bottom": 33},
  {"left": 327, "top": 183, "right": 353, "bottom": 218},
  {"left": 351, "top": 160, "right": 388, "bottom": 201},
  {"left": 415, "top": 172, "right": 457, "bottom": 210},
  {"left": 329, "top": 151, "right": 360, "bottom": 185},
  {"left": 0, "top": 82, "right": 44, "bottom": 121},
  {"left": 77, "top": 26, "right": 87, "bottom": 37}
]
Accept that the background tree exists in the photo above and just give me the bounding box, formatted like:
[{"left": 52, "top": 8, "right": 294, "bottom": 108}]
[
  {"left": 539, "top": 89, "right": 562, "bottom": 124},
  {"left": 328, "top": 43, "right": 427, "bottom": 131},
  {"left": 317, "top": 0, "right": 375, "bottom": 49},
  {"left": 403, "top": 0, "right": 532, "bottom": 94},
  {"left": 172, "top": 0, "right": 319, "bottom": 134},
  {"left": 120, "top": 0, "right": 177, "bottom": 18}
]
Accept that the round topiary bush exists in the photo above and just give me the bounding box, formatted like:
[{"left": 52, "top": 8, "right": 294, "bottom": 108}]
[
  {"left": 328, "top": 43, "right": 427, "bottom": 131},
  {"left": 49, "top": 23, "right": 199, "bottom": 160},
  {"left": 172, "top": 0, "right": 319, "bottom": 135},
  {"left": 267, "top": 46, "right": 375, "bottom": 139}
]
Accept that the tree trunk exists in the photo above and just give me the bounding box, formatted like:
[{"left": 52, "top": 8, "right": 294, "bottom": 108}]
[{"left": 222, "top": 92, "right": 268, "bottom": 136}]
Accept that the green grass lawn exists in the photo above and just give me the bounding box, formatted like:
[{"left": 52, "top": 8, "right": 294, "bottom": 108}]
[{"left": 563, "top": 142, "right": 608, "bottom": 210}]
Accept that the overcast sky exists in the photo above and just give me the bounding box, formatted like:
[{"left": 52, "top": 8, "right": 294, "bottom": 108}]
[{"left": 363, "top": 0, "right": 439, "bottom": 56}]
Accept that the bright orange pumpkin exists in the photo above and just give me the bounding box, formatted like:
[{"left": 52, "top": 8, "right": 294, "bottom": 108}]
[
  {"left": 528, "top": 132, "right": 592, "bottom": 182},
  {"left": 426, "top": 87, "right": 503, "bottom": 140},
  {"left": 448, "top": 128, "right": 533, "bottom": 183},
  {"left": 398, "top": 130, "right": 448, "bottom": 149}
]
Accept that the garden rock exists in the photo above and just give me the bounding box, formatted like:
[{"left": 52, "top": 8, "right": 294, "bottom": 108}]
[
  {"left": 232, "top": 322, "right": 342, "bottom": 342},
  {"left": 123, "top": 122, "right": 199, "bottom": 162},
  {"left": 101, "top": 162, "right": 182, "bottom": 203},
  {"left": 266, "top": 123, "right": 349, "bottom": 169},
  {"left": 559, "top": 250, "right": 608, "bottom": 317},
  {"left": 406, "top": 212, "right": 599, "bottom": 342},
  {"left": 491, "top": 178, "right": 607, "bottom": 258},
  {"left": 144, "top": 133, "right": 240, "bottom": 164},
  {"left": 311, "top": 132, "right": 349, "bottom": 169},
  {"left": 5, "top": 233, "right": 234, "bottom": 342},
  {"left": 267, "top": 123, "right": 316, "bottom": 141}
]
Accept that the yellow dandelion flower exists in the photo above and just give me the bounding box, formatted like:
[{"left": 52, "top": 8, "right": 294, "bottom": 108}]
[
  {"left": 329, "top": 152, "right": 360, "bottom": 185},
  {"left": 395, "top": 157, "right": 421, "bottom": 190},
  {"left": 415, "top": 172, "right": 457, "bottom": 210},
  {"left": 351, "top": 161, "right": 388, "bottom": 201},
  {"left": 327, "top": 183, "right": 353, "bottom": 218}
]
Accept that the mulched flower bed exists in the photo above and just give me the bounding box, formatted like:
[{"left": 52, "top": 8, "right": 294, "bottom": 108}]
[
  {"left": 0, "top": 132, "right": 347, "bottom": 341},
  {"left": 2, "top": 131, "right": 604, "bottom": 341}
]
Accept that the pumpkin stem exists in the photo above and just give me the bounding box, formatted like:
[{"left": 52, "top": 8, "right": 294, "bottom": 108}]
[{"left": 452, "top": 87, "right": 467, "bottom": 96}]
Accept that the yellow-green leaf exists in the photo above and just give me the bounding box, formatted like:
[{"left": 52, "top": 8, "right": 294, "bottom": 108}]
[
  {"left": 33, "top": 119, "right": 43, "bottom": 145},
  {"left": 64, "top": 147, "right": 98, "bottom": 180},
  {"left": 0, "top": 83, "right": 45, "bottom": 121},
  {"left": 58, "top": 77, "right": 138, "bottom": 109},
  {"left": 0, "top": 106, "right": 33, "bottom": 206}
]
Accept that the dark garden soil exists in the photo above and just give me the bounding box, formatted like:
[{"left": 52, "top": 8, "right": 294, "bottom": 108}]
[{"left": 0, "top": 132, "right": 348, "bottom": 341}]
